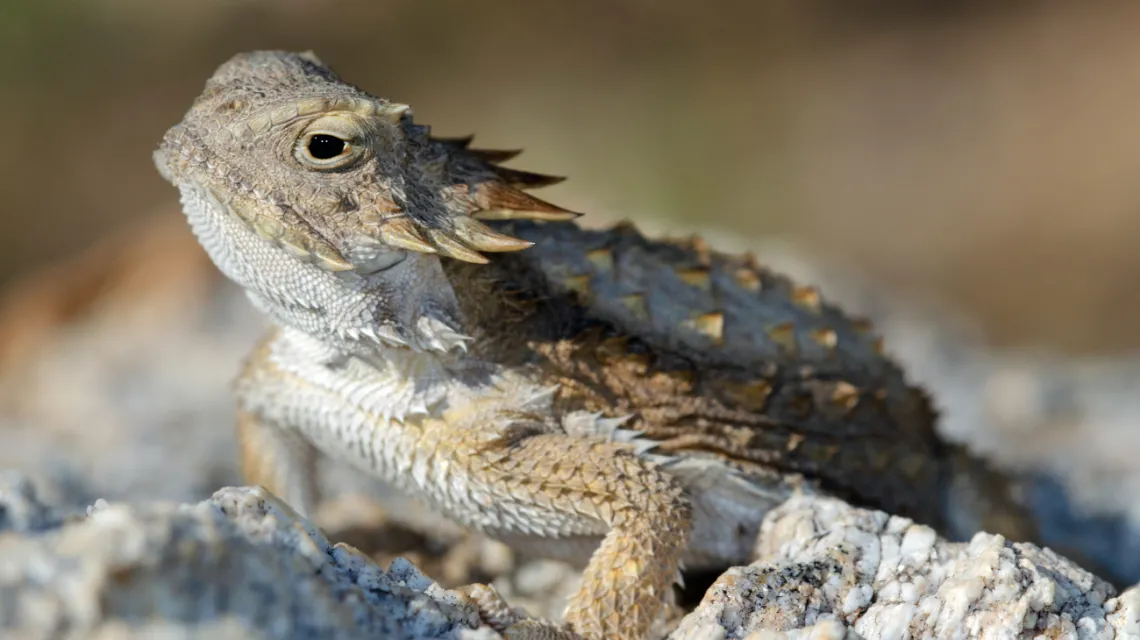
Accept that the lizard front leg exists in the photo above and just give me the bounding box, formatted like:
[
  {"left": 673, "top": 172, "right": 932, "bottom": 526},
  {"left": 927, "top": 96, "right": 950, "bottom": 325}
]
[
  {"left": 233, "top": 329, "right": 692, "bottom": 639},
  {"left": 234, "top": 408, "right": 321, "bottom": 518},
  {"left": 233, "top": 332, "right": 322, "bottom": 518},
  {"left": 453, "top": 430, "right": 693, "bottom": 640}
]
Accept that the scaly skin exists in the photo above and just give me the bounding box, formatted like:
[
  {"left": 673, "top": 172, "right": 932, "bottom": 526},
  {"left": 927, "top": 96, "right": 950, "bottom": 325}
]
[{"left": 154, "top": 50, "right": 1038, "bottom": 639}]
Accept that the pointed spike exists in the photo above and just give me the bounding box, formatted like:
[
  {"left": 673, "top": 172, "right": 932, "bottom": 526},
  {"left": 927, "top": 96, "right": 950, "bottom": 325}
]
[
  {"left": 470, "top": 208, "right": 581, "bottom": 222},
  {"left": 793, "top": 286, "right": 822, "bottom": 313},
  {"left": 596, "top": 336, "right": 630, "bottom": 360},
  {"left": 766, "top": 322, "right": 797, "bottom": 352},
  {"left": 297, "top": 50, "right": 324, "bottom": 65},
  {"left": 277, "top": 230, "right": 313, "bottom": 260},
  {"left": 675, "top": 267, "right": 711, "bottom": 291},
  {"left": 426, "top": 230, "right": 489, "bottom": 264},
  {"left": 311, "top": 242, "right": 355, "bottom": 272},
  {"left": 377, "top": 217, "right": 437, "bottom": 254},
  {"left": 586, "top": 248, "right": 614, "bottom": 273},
  {"left": 619, "top": 293, "right": 649, "bottom": 319},
  {"left": 689, "top": 235, "right": 711, "bottom": 254},
  {"left": 472, "top": 148, "right": 523, "bottom": 164},
  {"left": 597, "top": 415, "right": 634, "bottom": 432},
  {"left": 253, "top": 217, "right": 283, "bottom": 240},
  {"left": 491, "top": 166, "right": 566, "bottom": 189},
  {"left": 810, "top": 328, "right": 838, "bottom": 351},
  {"left": 379, "top": 102, "right": 411, "bottom": 124},
  {"left": 231, "top": 200, "right": 259, "bottom": 223},
  {"left": 433, "top": 134, "right": 475, "bottom": 149},
  {"left": 563, "top": 274, "right": 592, "bottom": 297},
  {"left": 294, "top": 97, "right": 330, "bottom": 116},
  {"left": 611, "top": 427, "right": 644, "bottom": 443},
  {"left": 683, "top": 311, "right": 724, "bottom": 344},
  {"left": 786, "top": 433, "right": 805, "bottom": 452},
  {"left": 470, "top": 182, "right": 581, "bottom": 221},
  {"left": 609, "top": 220, "right": 640, "bottom": 236},
  {"left": 633, "top": 439, "right": 659, "bottom": 456},
  {"left": 246, "top": 113, "right": 272, "bottom": 134},
  {"left": 349, "top": 98, "right": 381, "bottom": 117},
  {"left": 733, "top": 268, "right": 761, "bottom": 293},
  {"left": 722, "top": 379, "right": 772, "bottom": 411},
  {"left": 831, "top": 381, "right": 860, "bottom": 412},
  {"left": 451, "top": 217, "right": 534, "bottom": 252},
  {"left": 269, "top": 103, "right": 300, "bottom": 125}
]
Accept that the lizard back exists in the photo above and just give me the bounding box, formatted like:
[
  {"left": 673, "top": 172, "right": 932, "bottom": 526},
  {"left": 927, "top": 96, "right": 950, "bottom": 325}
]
[{"left": 443, "top": 217, "right": 1030, "bottom": 543}]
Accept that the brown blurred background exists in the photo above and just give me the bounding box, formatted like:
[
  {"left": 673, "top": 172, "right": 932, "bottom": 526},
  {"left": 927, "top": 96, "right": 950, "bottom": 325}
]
[{"left": 2, "top": 0, "right": 1140, "bottom": 355}]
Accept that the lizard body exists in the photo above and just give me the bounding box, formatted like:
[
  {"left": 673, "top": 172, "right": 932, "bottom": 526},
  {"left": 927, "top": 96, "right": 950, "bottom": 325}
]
[{"left": 155, "top": 50, "right": 1036, "bottom": 639}]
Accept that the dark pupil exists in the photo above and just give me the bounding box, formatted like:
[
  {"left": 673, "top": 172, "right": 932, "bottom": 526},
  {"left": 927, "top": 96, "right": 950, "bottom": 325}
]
[{"left": 308, "top": 134, "right": 346, "bottom": 160}]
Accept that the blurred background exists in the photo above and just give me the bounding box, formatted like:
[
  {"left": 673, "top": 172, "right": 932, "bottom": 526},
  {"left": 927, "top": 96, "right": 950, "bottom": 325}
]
[
  {"left": 2, "top": 0, "right": 1140, "bottom": 589},
  {"left": 4, "top": 0, "right": 1140, "bottom": 352}
]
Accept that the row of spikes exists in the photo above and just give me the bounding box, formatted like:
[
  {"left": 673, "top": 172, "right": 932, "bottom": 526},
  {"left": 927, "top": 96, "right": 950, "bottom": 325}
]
[
  {"left": 220, "top": 90, "right": 580, "bottom": 269},
  {"left": 357, "top": 131, "right": 581, "bottom": 266}
]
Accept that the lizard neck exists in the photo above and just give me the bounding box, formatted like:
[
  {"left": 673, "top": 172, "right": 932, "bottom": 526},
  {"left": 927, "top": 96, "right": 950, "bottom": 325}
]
[{"left": 438, "top": 251, "right": 585, "bottom": 364}]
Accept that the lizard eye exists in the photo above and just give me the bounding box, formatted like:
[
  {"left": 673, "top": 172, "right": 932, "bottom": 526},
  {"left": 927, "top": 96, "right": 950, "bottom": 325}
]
[
  {"left": 308, "top": 134, "right": 346, "bottom": 159},
  {"left": 294, "top": 131, "right": 359, "bottom": 170}
]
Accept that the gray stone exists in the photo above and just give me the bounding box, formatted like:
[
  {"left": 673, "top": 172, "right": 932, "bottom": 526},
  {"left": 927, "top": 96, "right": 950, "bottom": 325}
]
[
  {"left": 0, "top": 474, "right": 494, "bottom": 640},
  {"left": 671, "top": 495, "right": 1140, "bottom": 639}
]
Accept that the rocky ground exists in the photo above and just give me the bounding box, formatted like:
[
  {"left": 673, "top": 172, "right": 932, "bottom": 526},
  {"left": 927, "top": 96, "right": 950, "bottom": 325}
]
[{"left": 2, "top": 211, "right": 1139, "bottom": 638}]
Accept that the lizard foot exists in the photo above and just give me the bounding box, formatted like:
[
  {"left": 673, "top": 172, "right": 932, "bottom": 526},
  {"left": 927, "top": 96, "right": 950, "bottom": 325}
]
[{"left": 458, "top": 583, "right": 581, "bottom": 640}]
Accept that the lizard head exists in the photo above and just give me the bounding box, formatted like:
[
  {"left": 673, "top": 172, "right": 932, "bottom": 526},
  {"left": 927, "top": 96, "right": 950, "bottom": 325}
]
[{"left": 154, "top": 50, "right": 577, "bottom": 353}]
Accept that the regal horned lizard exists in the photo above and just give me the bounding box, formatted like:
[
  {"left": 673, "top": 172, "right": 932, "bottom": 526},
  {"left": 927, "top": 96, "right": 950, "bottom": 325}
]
[{"left": 154, "top": 50, "right": 1037, "bottom": 639}]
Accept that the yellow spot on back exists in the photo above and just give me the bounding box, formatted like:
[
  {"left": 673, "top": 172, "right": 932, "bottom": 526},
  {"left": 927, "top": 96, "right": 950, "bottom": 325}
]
[
  {"left": 831, "top": 381, "right": 860, "bottom": 412},
  {"left": 733, "top": 268, "right": 761, "bottom": 292},
  {"left": 564, "top": 274, "right": 592, "bottom": 297},
  {"left": 619, "top": 293, "right": 649, "bottom": 319},
  {"left": 810, "top": 328, "right": 838, "bottom": 351},
  {"left": 682, "top": 311, "right": 724, "bottom": 344},
  {"left": 793, "top": 286, "right": 822, "bottom": 313},
  {"left": 675, "top": 267, "right": 712, "bottom": 290},
  {"left": 766, "top": 322, "right": 797, "bottom": 353},
  {"left": 786, "top": 433, "right": 805, "bottom": 452},
  {"left": 586, "top": 248, "right": 614, "bottom": 273},
  {"left": 721, "top": 379, "right": 772, "bottom": 411},
  {"left": 852, "top": 318, "right": 874, "bottom": 335},
  {"left": 596, "top": 336, "right": 630, "bottom": 359},
  {"left": 689, "top": 235, "right": 712, "bottom": 264}
]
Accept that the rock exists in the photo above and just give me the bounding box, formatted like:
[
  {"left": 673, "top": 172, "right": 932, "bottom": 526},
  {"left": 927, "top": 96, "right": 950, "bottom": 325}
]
[
  {"left": 6, "top": 216, "right": 1140, "bottom": 637},
  {"left": 671, "top": 495, "right": 1140, "bottom": 639},
  {"left": 0, "top": 472, "right": 495, "bottom": 640}
]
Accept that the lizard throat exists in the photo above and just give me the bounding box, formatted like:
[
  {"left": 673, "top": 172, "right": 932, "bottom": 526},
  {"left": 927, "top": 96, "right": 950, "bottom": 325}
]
[{"left": 176, "top": 181, "right": 471, "bottom": 356}]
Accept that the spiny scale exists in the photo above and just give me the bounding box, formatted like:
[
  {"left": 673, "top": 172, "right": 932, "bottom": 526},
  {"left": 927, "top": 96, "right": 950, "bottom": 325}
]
[{"left": 491, "top": 218, "right": 890, "bottom": 373}]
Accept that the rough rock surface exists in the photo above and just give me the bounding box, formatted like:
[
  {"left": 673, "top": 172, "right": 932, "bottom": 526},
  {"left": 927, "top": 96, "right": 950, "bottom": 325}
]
[
  {"left": 4, "top": 214, "right": 1140, "bottom": 637},
  {"left": 0, "top": 471, "right": 494, "bottom": 640},
  {"left": 671, "top": 495, "right": 1140, "bottom": 639},
  {"left": 3, "top": 463, "right": 1137, "bottom": 639}
]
